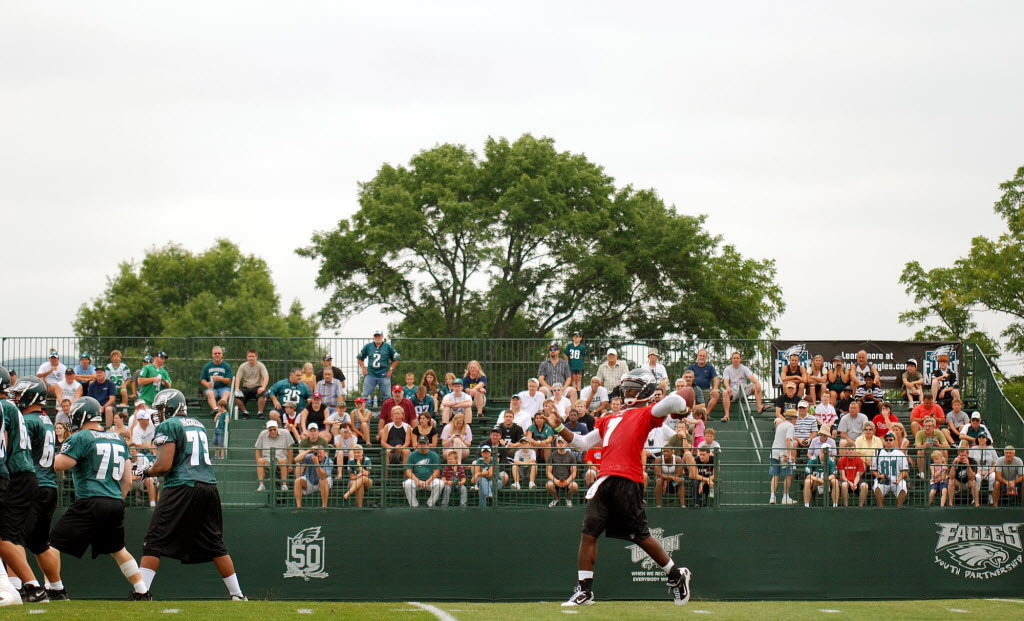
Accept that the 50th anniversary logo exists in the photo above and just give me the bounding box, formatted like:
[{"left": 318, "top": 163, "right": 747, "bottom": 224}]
[{"left": 934, "top": 522, "right": 1023, "bottom": 580}]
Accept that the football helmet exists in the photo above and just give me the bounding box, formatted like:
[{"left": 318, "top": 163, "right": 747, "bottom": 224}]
[
  {"left": 69, "top": 396, "right": 104, "bottom": 431},
  {"left": 0, "top": 365, "right": 11, "bottom": 393},
  {"left": 153, "top": 388, "right": 188, "bottom": 418},
  {"left": 8, "top": 376, "right": 46, "bottom": 409},
  {"left": 616, "top": 368, "right": 658, "bottom": 405}
]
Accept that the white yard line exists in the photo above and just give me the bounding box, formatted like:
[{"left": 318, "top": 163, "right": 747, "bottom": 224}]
[
  {"left": 986, "top": 598, "right": 1024, "bottom": 604},
  {"left": 409, "top": 601, "right": 458, "bottom": 621}
]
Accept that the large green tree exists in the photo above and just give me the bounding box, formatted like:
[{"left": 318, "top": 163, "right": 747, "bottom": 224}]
[
  {"left": 75, "top": 239, "right": 319, "bottom": 340},
  {"left": 299, "top": 134, "right": 784, "bottom": 340}
]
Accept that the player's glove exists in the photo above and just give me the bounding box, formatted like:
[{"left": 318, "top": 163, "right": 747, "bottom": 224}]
[{"left": 133, "top": 461, "right": 154, "bottom": 479}]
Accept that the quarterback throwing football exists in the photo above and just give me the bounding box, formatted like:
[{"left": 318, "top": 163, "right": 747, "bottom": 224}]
[{"left": 546, "top": 369, "right": 692, "bottom": 606}]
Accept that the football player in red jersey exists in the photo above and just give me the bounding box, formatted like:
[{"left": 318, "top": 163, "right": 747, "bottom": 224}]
[{"left": 547, "top": 369, "right": 692, "bottom": 607}]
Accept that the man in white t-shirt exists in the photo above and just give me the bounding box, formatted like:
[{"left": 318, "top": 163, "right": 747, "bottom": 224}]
[
  {"left": 56, "top": 367, "right": 83, "bottom": 403},
  {"left": 769, "top": 410, "right": 798, "bottom": 505},
  {"left": 721, "top": 351, "right": 765, "bottom": 421},
  {"left": 579, "top": 377, "right": 609, "bottom": 416},
  {"left": 872, "top": 433, "right": 909, "bottom": 506},
  {"left": 516, "top": 378, "right": 546, "bottom": 417},
  {"left": 642, "top": 349, "right": 668, "bottom": 382},
  {"left": 129, "top": 410, "right": 159, "bottom": 506},
  {"left": 36, "top": 350, "right": 67, "bottom": 398}
]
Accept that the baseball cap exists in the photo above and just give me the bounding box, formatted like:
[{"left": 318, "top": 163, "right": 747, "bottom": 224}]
[
  {"left": 80, "top": 352, "right": 91, "bottom": 360},
  {"left": 312, "top": 392, "right": 322, "bottom": 399},
  {"left": 797, "top": 400, "right": 809, "bottom": 408},
  {"left": 971, "top": 411, "right": 981, "bottom": 420},
  {"left": 510, "top": 394, "right": 520, "bottom": 400},
  {"left": 648, "top": 348, "right": 660, "bottom": 357},
  {"left": 417, "top": 434, "right": 431, "bottom": 444},
  {"left": 266, "top": 420, "right": 279, "bottom": 428},
  {"left": 373, "top": 330, "right": 383, "bottom": 336},
  {"left": 143, "top": 355, "right": 153, "bottom": 363},
  {"left": 322, "top": 354, "right": 332, "bottom": 361},
  {"left": 453, "top": 378, "right": 463, "bottom": 385},
  {"left": 549, "top": 344, "right": 560, "bottom": 351},
  {"left": 355, "top": 397, "right": 366, "bottom": 404},
  {"left": 832, "top": 355, "right": 842, "bottom": 361},
  {"left": 154, "top": 351, "right": 168, "bottom": 359},
  {"left": 49, "top": 350, "right": 59, "bottom": 358},
  {"left": 307, "top": 423, "right": 318, "bottom": 430},
  {"left": 572, "top": 331, "right": 581, "bottom": 337},
  {"left": 907, "top": 358, "right": 918, "bottom": 366},
  {"left": 480, "top": 444, "right": 492, "bottom": 452},
  {"left": 392, "top": 385, "right": 403, "bottom": 393},
  {"left": 884, "top": 432, "right": 895, "bottom": 439},
  {"left": 784, "top": 409, "right": 798, "bottom": 419},
  {"left": 136, "top": 410, "right": 151, "bottom": 421},
  {"left": 65, "top": 368, "right": 75, "bottom": 375},
  {"left": 607, "top": 348, "right": 618, "bottom": 356},
  {"left": 134, "top": 399, "right": 147, "bottom": 407}
]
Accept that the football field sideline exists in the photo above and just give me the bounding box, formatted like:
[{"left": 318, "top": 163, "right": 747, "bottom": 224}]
[{"left": 2, "top": 599, "right": 1023, "bottom": 620}]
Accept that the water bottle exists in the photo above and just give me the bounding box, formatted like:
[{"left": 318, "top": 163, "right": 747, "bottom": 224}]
[
  {"left": 372, "top": 394, "right": 378, "bottom": 409},
  {"left": 709, "top": 486, "right": 715, "bottom": 499}
]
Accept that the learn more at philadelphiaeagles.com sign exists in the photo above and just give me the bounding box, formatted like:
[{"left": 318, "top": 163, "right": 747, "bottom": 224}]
[{"left": 933, "top": 523, "right": 1023, "bottom": 580}]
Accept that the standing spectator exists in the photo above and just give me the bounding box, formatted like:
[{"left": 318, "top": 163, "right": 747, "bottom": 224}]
[
  {"left": 300, "top": 363, "right": 317, "bottom": 392},
  {"left": 57, "top": 367, "right": 84, "bottom": 403},
  {"left": 400, "top": 373, "right": 418, "bottom": 400},
  {"left": 993, "top": 446, "right": 1023, "bottom": 507},
  {"left": 653, "top": 448, "right": 687, "bottom": 508},
  {"left": 201, "top": 346, "right": 233, "bottom": 417},
  {"left": 315, "top": 367, "right": 345, "bottom": 412},
  {"left": 136, "top": 351, "right": 172, "bottom": 406},
  {"left": 944, "top": 399, "right": 970, "bottom": 446},
  {"left": 439, "top": 451, "right": 468, "bottom": 507},
  {"left": 854, "top": 374, "right": 884, "bottom": 417},
  {"left": 769, "top": 410, "right": 798, "bottom": 505},
  {"left": 564, "top": 332, "right": 588, "bottom": 395},
  {"left": 236, "top": 349, "right": 270, "bottom": 418},
  {"left": 836, "top": 440, "right": 868, "bottom": 506},
  {"left": 538, "top": 345, "right": 574, "bottom": 399},
  {"left": 403, "top": 436, "right": 443, "bottom": 507},
  {"left": 851, "top": 350, "right": 880, "bottom": 391},
  {"left": 314, "top": 355, "right": 346, "bottom": 387},
  {"left": 516, "top": 378, "right": 546, "bottom": 419},
  {"left": 420, "top": 369, "right": 441, "bottom": 405},
  {"left": 595, "top": 348, "right": 629, "bottom": 392},
  {"left": 914, "top": 417, "right": 951, "bottom": 478},
  {"left": 805, "top": 354, "right": 828, "bottom": 406},
  {"left": 793, "top": 400, "right": 818, "bottom": 460},
  {"left": 871, "top": 402, "right": 899, "bottom": 439},
  {"left": 105, "top": 350, "right": 133, "bottom": 406},
  {"left": 930, "top": 353, "right": 960, "bottom": 403},
  {"left": 826, "top": 355, "right": 852, "bottom": 404},
  {"left": 254, "top": 420, "right": 294, "bottom": 492},
  {"left": 579, "top": 377, "right": 609, "bottom": 417},
  {"left": 545, "top": 437, "right": 578, "bottom": 507},
  {"left": 927, "top": 450, "right": 950, "bottom": 506},
  {"left": 902, "top": 359, "right": 925, "bottom": 409},
  {"left": 803, "top": 448, "right": 838, "bottom": 508},
  {"left": 910, "top": 393, "right": 946, "bottom": 435},
  {"left": 440, "top": 412, "right": 473, "bottom": 461},
  {"left": 721, "top": 351, "right": 766, "bottom": 421},
  {"left": 838, "top": 401, "right": 869, "bottom": 442},
  {"left": 779, "top": 353, "right": 807, "bottom": 398},
  {"left": 687, "top": 349, "right": 721, "bottom": 413},
  {"left": 773, "top": 382, "right": 802, "bottom": 420},
  {"left": 948, "top": 443, "right": 978, "bottom": 506},
  {"left": 268, "top": 367, "right": 313, "bottom": 420},
  {"left": 37, "top": 350, "right": 67, "bottom": 399},
  {"left": 357, "top": 330, "right": 400, "bottom": 402},
  {"left": 379, "top": 407, "right": 413, "bottom": 466},
  {"left": 73, "top": 352, "right": 98, "bottom": 390},
  {"left": 472, "top": 446, "right": 505, "bottom": 506},
  {"left": 410, "top": 385, "right": 436, "bottom": 419},
  {"left": 87, "top": 366, "right": 118, "bottom": 426},
  {"left": 814, "top": 393, "right": 838, "bottom": 433},
  {"left": 973, "top": 434, "right": 1000, "bottom": 505},
  {"left": 872, "top": 433, "right": 909, "bottom": 507},
  {"left": 342, "top": 445, "right": 373, "bottom": 507},
  {"left": 350, "top": 397, "right": 372, "bottom": 445},
  {"left": 511, "top": 443, "right": 538, "bottom": 490},
  {"left": 440, "top": 379, "right": 473, "bottom": 426},
  {"left": 959, "top": 412, "right": 993, "bottom": 446},
  {"left": 692, "top": 447, "right": 717, "bottom": 507},
  {"left": 462, "top": 360, "right": 489, "bottom": 419},
  {"left": 293, "top": 447, "right": 333, "bottom": 509},
  {"left": 641, "top": 349, "right": 668, "bottom": 383},
  {"left": 808, "top": 426, "right": 837, "bottom": 460}
]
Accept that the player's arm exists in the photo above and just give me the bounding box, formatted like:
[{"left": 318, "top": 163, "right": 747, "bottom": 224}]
[
  {"left": 652, "top": 393, "right": 685, "bottom": 418},
  {"left": 147, "top": 441, "right": 176, "bottom": 477},
  {"left": 53, "top": 454, "right": 77, "bottom": 472},
  {"left": 120, "top": 457, "right": 134, "bottom": 498}
]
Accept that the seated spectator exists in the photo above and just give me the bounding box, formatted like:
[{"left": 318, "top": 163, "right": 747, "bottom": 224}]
[
  {"left": 654, "top": 447, "right": 687, "bottom": 508},
  {"left": 201, "top": 346, "right": 233, "bottom": 417},
  {"left": 516, "top": 378, "right": 546, "bottom": 421},
  {"left": 440, "top": 412, "right": 473, "bottom": 460},
  {"left": 855, "top": 422, "right": 883, "bottom": 473},
  {"left": 526, "top": 410, "right": 556, "bottom": 462},
  {"left": 579, "top": 377, "right": 609, "bottom": 418},
  {"left": 410, "top": 385, "right": 436, "bottom": 420},
  {"left": 854, "top": 374, "right": 884, "bottom": 417},
  {"left": 959, "top": 412, "right": 993, "bottom": 446},
  {"left": 55, "top": 398, "right": 72, "bottom": 427},
  {"left": 37, "top": 350, "right": 67, "bottom": 399},
  {"left": 381, "top": 385, "right": 417, "bottom": 432},
  {"left": 403, "top": 436, "right": 444, "bottom": 507},
  {"left": 838, "top": 401, "right": 869, "bottom": 442},
  {"left": 420, "top": 369, "right": 441, "bottom": 405},
  {"left": 769, "top": 410, "right": 798, "bottom": 505},
  {"left": 303, "top": 393, "right": 331, "bottom": 433},
  {"left": 679, "top": 371, "right": 707, "bottom": 417},
  {"left": 836, "top": 440, "right": 868, "bottom": 506},
  {"left": 350, "top": 397, "right": 372, "bottom": 445},
  {"left": 890, "top": 421, "right": 911, "bottom": 451},
  {"left": 87, "top": 367, "right": 118, "bottom": 427},
  {"left": 914, "top": 417, "right": 951, "bottom": 476},
  {"left": 544, "top": 437, "right": 577, "bottom": 508},
  {"left": 236, "top": 349, "right": 270, "bottom": 418},
  {"left": 549, "top": 383, "right": 572, "bottom": 417},
  {"left": 947, "top": 442, "right": 978, "bottom": 506},
  {"left": 279, "top": 403, "right": 302, "bottom": 435},
  {"left": 814, "top": 393, "right": 838, "bottom": 434},
  {"left": 538, "top": 345, "right": 575, "bottom": 400},
  {"left": 439, "top": 451, "right": 469, "bottom": 507},
  {"left": 793, "top": 401, "right": 818, "bottom": 459},
  {"left": 342, "top": 445, "right": 373, "bottom": 507},
  {"left": 926, "top": 449, "right": 950, "bottom": 506},
  {"left": 105, "top": 350, "right": 134, "bottom": 406},
  {"left": 472, "top": 445, "right": 506, "bottom": 506},
  {"left": 300, "top": 362, "right": 317, "bottom": 392},
  {"left": 57, "top": 367, "right": 83, "bottom": 404},
  {"left": 779, "top": 353, "right": 807, "bottom": 399},
  {"left": 296, "top": 422, "right": 330, "bottom": 463},
  {"left": 851, "top": 350, "right": 880, "bottom": 392},
  {"left": 73, "top": 352, "right": 97, "bottom": 390},
  {"left": 774, "top": 382, "right": 802, "bottom": 420},
  {"left": 462, "top": 360, "right": 489, "bottom": 419},
  {"left": 902, "top": 359, "right": 925, "bottom": 409},
  {"left": 871, "top": 402, "right": 899, "bottom": 439},
  {"left": 511, "top": 443, "right": 538, "bottom": 490},
  {"left": 973, "top": 433, "right": 999, "bottom": 505},
  {"left": 583, "top": 444, "right": 603, "bottom": 487},
  {"left": 930, "top": 353, "right": 961, "bottom": 403},
  {"left": 254, "top": 420, "right": 294, "bottom": 492},
  {"left": 642, "top": 349, "right": 668, "bottom": 383},
  {"left": 437, "top": 372, "right": 456, "bottom": 403},
  {"left": 293, "top": 447, "right": 333, "bottom": 508},
  {"left": 440, "top": 379, "right": 473, "bottom": 426},
  {"left": 804, "top": 354, "right": 828, "bottom": 406},
  {"left": 826, "top": 356, "right": 852, "bottom": 404},
  {"left": 808, "top": 425, "right": 836, "bottom": 460},
  {"left": 495, "top": 411, "right": 524, "bottom": 462},
  {"left": 687, "top": 349, "right": 721, "bottom": 413},
  {"left": 268, "top": 367, "right": 313, "bottom": 421},
  {"left": 54, "top": 421, "right": 70, "bottom": 450},
  {"left": 128, "top": 397, "right": 159, "bottom": 427},
  {"left": 692, "top": 446, "right": 716, "bottom": 507},
  {"left": 596, "top": 348, "right": 629, "bottom": 392},
  {"left": 401, "top": 372, "right": 418, "bottom": 400},
  {"left": 872, "top": 433, "right": 909, "bottom": 507},
  {"left": 413, "top": 412, "right": 438, "bottom": 448},
  {"left": 332, "top": 424, "right": 358, "bottom": 462},
  {"left": 564, "top": 404, "right": 590, "bottom": 436},
  {"left": 608, "top": 396, "right": 625, "bottom": 416},
  {"left": 721, "top": 351, "right": 766, "bottom": 421},
  {"left": 697, "top": 428, "right": 721, "bottom": 454},
  {"left": 111, "top": 411, "right": 132, "bottom": 444},
  {"left": 379, "top": 407, "right": 413, "bottom": 465},
  {"left": 803, "top": 448, "right": 838, "bottom": 508},
  {"left": 993, "top": 445, "right": 1023, "bottom": 507},
  {"left": 944, "top": 399, "right": 970, "bottom": 445},
  {"left": 315, "top": 367, "right": 345, "bottom": 412},
  {"left": 315, "top": 354, "right": 346, "bottom": 388}
]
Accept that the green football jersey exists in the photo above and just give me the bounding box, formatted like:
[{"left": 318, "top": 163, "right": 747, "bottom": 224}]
[
  {"left": 0, "top": 402, "right": 9, "bottom": 480},
  {"left": 60, "top": 429, "right": 129, "bottom": 499},
  {"left": 137, "top": 363, "right": 172, "bottom": 404},
  {"left": 2, "top": 399, "right": 36, "bottom": 475},
  {"left": 24, "top": 411, "right": 57, "bottom": 489},
  {"left": 154, "top": 416, "right": 217, "bottom": 488},
  {"left": 565, "top": 343, "right": 588, "bottom": 371}
]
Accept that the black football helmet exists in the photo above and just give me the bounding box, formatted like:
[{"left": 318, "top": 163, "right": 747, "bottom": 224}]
[
  {"left": 0, "top": 365, "right": 11, "bottom": 393},
  {"left": 8, "top": 376, "right": 47, "bottom": 409},
  {"left": 153, "top": 388, "right": 188, "bottom": 418},
  {"left": 614, "top": 368, "right": 658, "bottom": 406},
  {"left": 69, "top": 396, "right": 104, "bottom": 431}
]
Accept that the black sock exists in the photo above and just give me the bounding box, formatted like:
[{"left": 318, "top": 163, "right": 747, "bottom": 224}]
[{"left": 579, "top": 578, "right": 593, "bottom": 592}]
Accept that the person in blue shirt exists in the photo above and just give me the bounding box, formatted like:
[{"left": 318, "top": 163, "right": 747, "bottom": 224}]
[
  {"left": 293, "top": 447, "right": 334, "bottom": 508},
  {"left": 356, "top": 330, "right": 401, "bottom": 402},
  {"left": 74, "top": 353, "right": 98, "bottom": 391},
  {"left": 86, "top": 366, "right": 119, "bottom": 426},
  {"left": 686, "top": 349, "right": 721, "bottom": 414}
]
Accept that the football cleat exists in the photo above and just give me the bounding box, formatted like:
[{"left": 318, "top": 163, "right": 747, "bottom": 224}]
[
  {"left": 21, "top": 585, "right": 49, "bottom": 603},
  {"left": 45, "top": 588, "right": 70, "bottom": 601},
  {"left": 561, "top": 585, "right": 595, "bottom": 607},
  {"left": 128, "top": 590, "right": 153, "bottom": 601},
  {"left": 668, "top": 567, "right": 692, "bottom": 605},
  {"left": 231, "top": 594, "right": 248, "bottom": 601}
]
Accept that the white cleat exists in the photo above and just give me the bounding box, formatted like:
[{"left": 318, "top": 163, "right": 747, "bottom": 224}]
[
  {"left": 668, "top": 567, "right": 692, "bottom": 605},
  {"left": 562, "top": 585, "right": 594, "bottom": 607}
]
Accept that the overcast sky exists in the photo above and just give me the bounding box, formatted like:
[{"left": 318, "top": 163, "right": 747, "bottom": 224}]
[{"left": 3, "top": 1, "right": 1022, "bottom": 364}]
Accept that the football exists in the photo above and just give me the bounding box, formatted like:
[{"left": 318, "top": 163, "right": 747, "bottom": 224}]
[{"left": 671, "top": 386, "right": 696, "bottom": 418}]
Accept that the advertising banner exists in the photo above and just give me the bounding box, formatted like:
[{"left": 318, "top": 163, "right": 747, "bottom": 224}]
[{"left": 770, "top": 341, "right": 962, "bottom": 390}]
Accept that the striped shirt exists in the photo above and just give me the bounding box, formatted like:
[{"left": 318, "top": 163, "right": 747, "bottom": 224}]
[
  {"left": 793, "top": 414, "right": 819, "bottom": 440},
  {"left": 315, "top": 379, "right": 344, "bottom": 408}
]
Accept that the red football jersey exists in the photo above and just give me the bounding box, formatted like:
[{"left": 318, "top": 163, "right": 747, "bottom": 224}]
[{"left": 594, "top": 404, "right": 664, "bottom": 483}]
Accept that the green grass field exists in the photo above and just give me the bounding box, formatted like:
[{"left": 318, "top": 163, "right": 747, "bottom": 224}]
[{"left": 2, "top": 599, "right": 1022, "bottom": 620}]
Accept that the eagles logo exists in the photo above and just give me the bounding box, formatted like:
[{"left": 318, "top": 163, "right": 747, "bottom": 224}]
[
  {"left": 934, "top": 522, "right": 1023, "bottom": 579},
  {"left": 947, "top": 543, "right": 1010, "bottom": 570}
]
